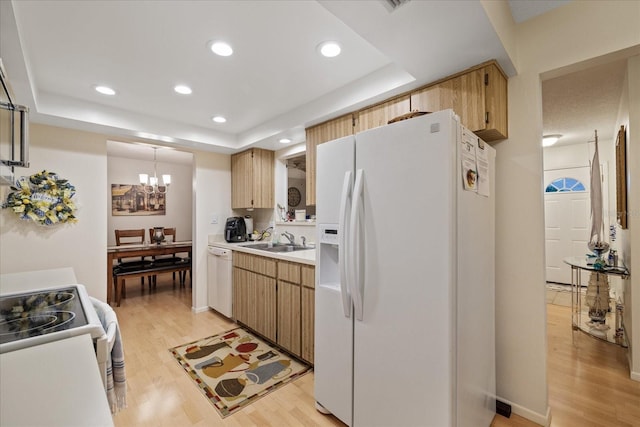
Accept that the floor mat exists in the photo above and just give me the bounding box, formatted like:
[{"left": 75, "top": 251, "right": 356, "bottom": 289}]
[{"left": 169, "top": 326, "right": 311, "bottom": 417}]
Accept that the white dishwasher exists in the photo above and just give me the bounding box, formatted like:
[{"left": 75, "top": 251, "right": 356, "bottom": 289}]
[{"left": 207, "top": 246, "right": 233, "bottom": 317}]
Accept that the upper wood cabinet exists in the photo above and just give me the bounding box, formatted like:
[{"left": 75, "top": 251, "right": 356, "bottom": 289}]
[
  {"left": 231, "top": 148, "right": 274, "bottom": 209},
  {"left": 303, "top": 60, "right": 508, "bottom": 205},
  {"left": 305, "top": 113, "right": 354, "bottom": 206},
  {"left": 410, "top": 62, "right": 508, "bottom": 141},
  {"left": 355, "top": 95, "right": 411, "bottom": 133}
]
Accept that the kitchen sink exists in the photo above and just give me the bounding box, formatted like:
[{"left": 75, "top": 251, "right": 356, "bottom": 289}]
[{"left": 242, "top": 243, "right": 314, "bottom": 253}]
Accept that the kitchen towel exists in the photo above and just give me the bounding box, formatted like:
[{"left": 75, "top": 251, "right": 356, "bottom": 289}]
[{"left": 91, "top": 297, "right": 127, "bottom": 413}]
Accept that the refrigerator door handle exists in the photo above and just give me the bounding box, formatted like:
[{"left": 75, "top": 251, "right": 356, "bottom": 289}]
[
  {"left": 349, "top": 169, "right": 364, "bottom": 321},
  {"left": 338, "top": 170, "right": 352, "bottom": 318}
]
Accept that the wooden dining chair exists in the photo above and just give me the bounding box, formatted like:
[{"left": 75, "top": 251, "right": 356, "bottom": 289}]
[
  {"left": 147, "top": 227, "right": 190, "bottom": 287},
  {"left": 114, "top": 229, "right": 149, "bottom": 295}
]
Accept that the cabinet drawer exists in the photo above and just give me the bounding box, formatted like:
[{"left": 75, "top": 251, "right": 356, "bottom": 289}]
[
  {"left": 278, "top": 260, "right": 301, "bottom": 284},
  {"left": 233, "top": 252, "right": 276, "bottom": 277},
  {"left": 301, "top": 265, "right": 315, "bottom": 289}
]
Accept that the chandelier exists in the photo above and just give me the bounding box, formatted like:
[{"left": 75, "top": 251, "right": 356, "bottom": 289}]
[{"left": 139, "top": 147, "right": 171, "bottom": 195}]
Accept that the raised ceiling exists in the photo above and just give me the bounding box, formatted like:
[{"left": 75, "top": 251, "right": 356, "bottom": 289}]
[
  {"left": 543, "top": 59, "right": 627, "bottom": 148},
  {"left": 1, "top": 0, "right": 571, "bottom": 157}
]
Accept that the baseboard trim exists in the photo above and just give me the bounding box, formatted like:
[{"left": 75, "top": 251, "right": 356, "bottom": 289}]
[
  {"left": 496, "top": 396, "right": 551, "bottom": 426},
  {"left": 192, "top": 305, "right": 209, "bottom": 313},
  {"left": 631, "top": 370, "right": 640, "bottom": 382}
]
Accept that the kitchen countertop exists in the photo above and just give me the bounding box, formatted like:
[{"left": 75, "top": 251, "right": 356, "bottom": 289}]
[{"left": 208, "top": 236, "right": 316, "bottom": 266}]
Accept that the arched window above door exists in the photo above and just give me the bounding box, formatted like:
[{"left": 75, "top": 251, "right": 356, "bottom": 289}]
[{"left": 545, "top": 177, "right": 586, "bottom": 193}]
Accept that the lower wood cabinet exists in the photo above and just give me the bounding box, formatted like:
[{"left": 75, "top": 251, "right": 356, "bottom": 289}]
[
  {"left": 301, "top": 286, "right": 315, "bottom": 363},
  {"left": 277, "top": 280, "right": 301, "bottom": 355},
  {"left": 233, "top": 253, "right": 277, "bottom": 342},
  {"left": 300, "top": 265, "right": 315, "bottom": 364},
  {"left": 233, "top": 252, "right": 315, "bottom": 364}
]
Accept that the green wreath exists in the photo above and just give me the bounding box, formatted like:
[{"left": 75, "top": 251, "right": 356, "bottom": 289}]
[{"left": 2, "top": 170, "right": 77, "bottom": 226}]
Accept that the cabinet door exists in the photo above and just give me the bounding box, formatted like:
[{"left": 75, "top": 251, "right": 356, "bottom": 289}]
[
  {"left": 410, "top": 85, "right": 440, "bottom": 114},
  {"left": 301, "top": 286, "right": 315, "bottom": 364},
  {"left": 231, "top": 150, "right": 254, "bottom": 209},
  {"left": 277, "top": 280, "right": 301, "bottom": 356},
  {"left": 253, "top": 272, "right": 277, "bottom": 342},
  {"left": 232, "top": 267, "right": 249, "bottom": 324},
  {"left": 438, "top": 68, "right": 485, "bottom": 132},
  {"left": 305, "top": 114, "right": 354, "bottom": 206},
  {"left": 476, "top": 63, "right": 508, "bottom": 141},
  {"left": 233, "top": 266, "right": 276, "bottom": 341},
  {"left": 355, "top": 96, "right": 411, "bottom": 133},
  {"left": 252, "top": 148, "right": 274, "bottom": 208}
]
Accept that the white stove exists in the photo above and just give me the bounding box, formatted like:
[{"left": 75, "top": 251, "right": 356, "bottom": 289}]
[{"left": 0, "top": 270, "right": 104, "bottom": 354}]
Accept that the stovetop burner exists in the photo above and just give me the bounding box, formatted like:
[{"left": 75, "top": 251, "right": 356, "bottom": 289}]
[{"left": 0, "top": 287, "right": 88, "bottom": 345}]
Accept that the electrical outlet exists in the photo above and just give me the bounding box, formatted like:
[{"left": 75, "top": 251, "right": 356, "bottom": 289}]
[{"left": 211, "top": 214, "right": 219, "bottom": 224}]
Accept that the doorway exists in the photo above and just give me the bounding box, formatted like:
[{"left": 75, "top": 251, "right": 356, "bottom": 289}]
[
  {"left": 542, "top": 58, "right": 625, "bottom": 285},
  {"left": 286, "top": 154, "right": 315, "bottom": 219}
]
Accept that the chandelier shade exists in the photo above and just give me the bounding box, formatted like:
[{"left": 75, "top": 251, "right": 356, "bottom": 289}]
[{"left": 140, "top": 147, "right": 171, "bottom": 195}]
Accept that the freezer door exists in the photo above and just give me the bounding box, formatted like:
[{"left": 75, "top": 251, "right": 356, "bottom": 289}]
[
  {"left": 456, "top": 130, "right": 496, "bottom": 426},
  {"left": 352, "top": 111, "right": 457, "bottom": 427},
  {"left": 314, "top": 136, "right": 355, "bottom": 426}
]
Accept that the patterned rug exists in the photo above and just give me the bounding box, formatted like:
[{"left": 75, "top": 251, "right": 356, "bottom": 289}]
[{"left": 169, "top": 326, "right": 311, "bottom": 417}]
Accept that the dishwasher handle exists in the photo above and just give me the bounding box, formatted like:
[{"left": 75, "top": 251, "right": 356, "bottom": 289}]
[{"left": 208, "top": 247, "right": 231, "bottom": 258}]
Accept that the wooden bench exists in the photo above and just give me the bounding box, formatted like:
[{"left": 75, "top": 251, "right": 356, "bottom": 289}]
[{"left": 113, "top": 259, "right": 191, "bottom": 306}]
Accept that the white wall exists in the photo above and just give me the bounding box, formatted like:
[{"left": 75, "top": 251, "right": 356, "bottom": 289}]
[
  {"left": 543, "top": 143, "right": 590, "bottom": 170},
  {"left": 483, "top": 0, "right": 640, "bottom": 424},
  {"left": 193, "top": 150, "right": 232, "bottom": 312},
  {"left": 0, "top": 124, "right": 108, "bottom": 300},
  {"left": 107, "top": 154, "right": 193, "bottom": 245}
]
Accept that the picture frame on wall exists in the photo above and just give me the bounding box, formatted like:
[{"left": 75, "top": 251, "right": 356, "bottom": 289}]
[
  {"left": 111, "top": 184, "right": 166, "bottom": 216},
  {"left": 615, "top": 125, "right": 627, "bottom": 229}
]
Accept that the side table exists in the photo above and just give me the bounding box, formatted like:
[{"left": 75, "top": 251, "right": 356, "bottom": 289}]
[{"left": 563, "top": 256, "right": 629, "bottom": 347}]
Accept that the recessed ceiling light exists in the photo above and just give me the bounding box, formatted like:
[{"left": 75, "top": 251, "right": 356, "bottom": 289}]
[
  {"left": 209, "top": 41, "right": 233, "bottom": 57},
  {"left": 212, "top": 116, "right": 227, "bottom": 123},
  {"left": 542, "top": 134, "right": 562, "bottom": 147},
  {"left": 95, "top": 85, "right": 116, "bottom": 95},
  {"left": 318, "top": 41, "right": 341, "bottom": 58},
  {"left": 279, "top": 138, "right": 292, "bottom": 144},
  {"left": 174, "top": 85, "right": 192, "bottom": 95}
]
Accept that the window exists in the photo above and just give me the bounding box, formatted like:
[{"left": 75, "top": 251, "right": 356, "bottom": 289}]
[{"left": 545, "top": 177, "right": 586, "bottom": 193}]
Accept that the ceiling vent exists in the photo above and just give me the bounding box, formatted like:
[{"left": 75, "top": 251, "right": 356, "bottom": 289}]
[{"left": 382, "top": 0, "right": 411, "bottom": 12}]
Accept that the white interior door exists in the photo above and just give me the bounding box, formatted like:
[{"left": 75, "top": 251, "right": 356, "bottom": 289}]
[{"left": 544, "top": 167, "right": 590, "bottom": 284}]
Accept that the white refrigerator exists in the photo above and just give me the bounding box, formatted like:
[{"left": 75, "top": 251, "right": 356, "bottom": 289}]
[{"left": 314, "top": 109, "right": 496, "bottom": 427}]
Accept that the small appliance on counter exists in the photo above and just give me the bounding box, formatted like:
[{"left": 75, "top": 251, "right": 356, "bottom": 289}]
[
  {"left": 225, "top": 216, "right": 247, "bottom": 242},
  {"left": 244, "top": 215, "right": 254, "bottom": 239}
]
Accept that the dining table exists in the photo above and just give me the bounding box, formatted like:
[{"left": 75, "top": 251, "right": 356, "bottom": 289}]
[{"left": 106, "top": 240, "right": 192, "bottom": 305}]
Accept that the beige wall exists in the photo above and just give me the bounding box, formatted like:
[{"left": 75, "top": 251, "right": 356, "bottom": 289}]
[
  {"left": 0, "top": 123, "right": 233, "bottom": 312},
  {"left": 192, "top": 151, "right": 232, "bottom": 311},
  {"left": 483, "top": 0, "right": 640, "bottom": 424},
  {"left": 0, "top": 124, "right": 108, "bottom": 299}
]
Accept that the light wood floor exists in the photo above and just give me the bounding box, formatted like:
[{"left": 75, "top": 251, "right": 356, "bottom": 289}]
[{"left": 112, "top": 277, "right": 639, "bottom": 426}]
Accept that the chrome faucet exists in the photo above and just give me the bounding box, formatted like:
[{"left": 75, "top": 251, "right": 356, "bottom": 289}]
[
  {"left": 281, "top": 231, "right": 295, "bottom": 245},
  {"left": 301, "top": 236, "right": 307, "bottom": 247}
]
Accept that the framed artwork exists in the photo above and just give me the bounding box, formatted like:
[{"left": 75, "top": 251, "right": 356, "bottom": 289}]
[
  {"left": 615, "top": 125, "right": 627, "bottom": 229},
  {"left": 111, "top": 184, "right": 166, "bottom": 216}
]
